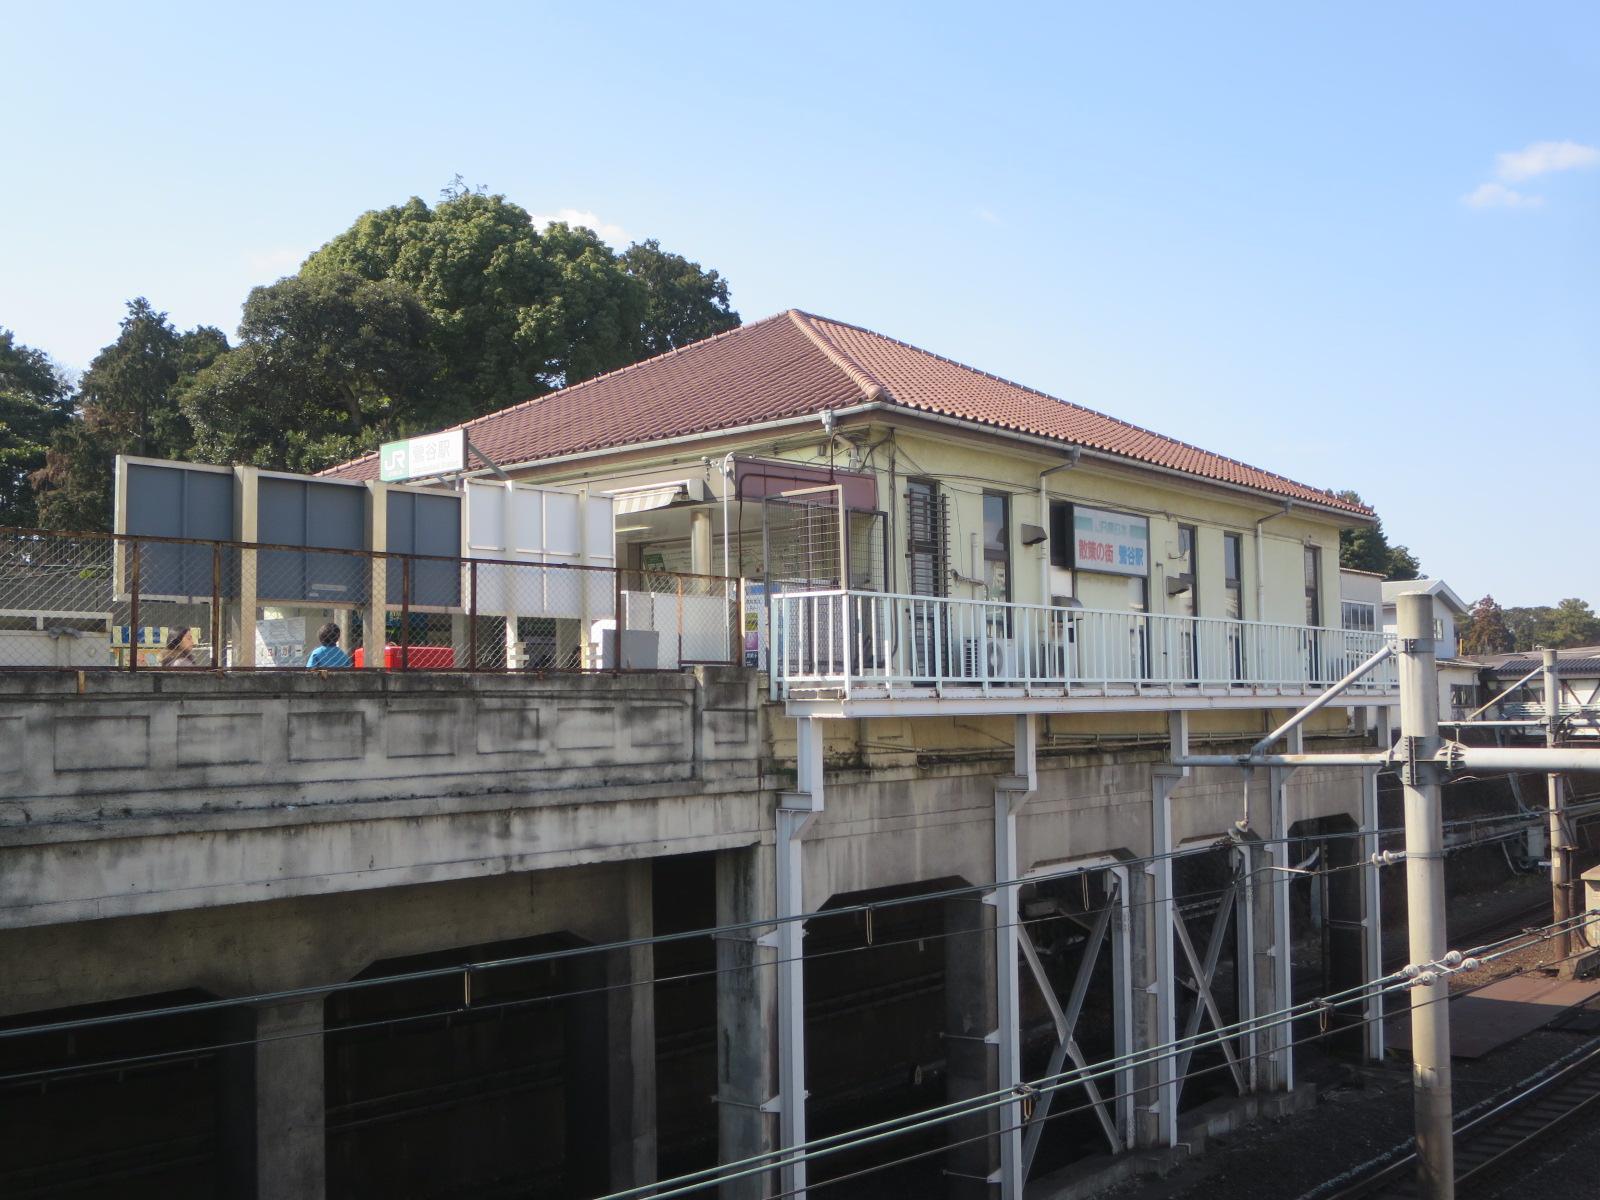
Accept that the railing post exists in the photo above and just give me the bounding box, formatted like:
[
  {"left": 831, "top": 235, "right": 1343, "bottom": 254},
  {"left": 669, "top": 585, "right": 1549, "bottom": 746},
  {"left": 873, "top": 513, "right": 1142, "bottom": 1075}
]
[
  {"left": 211, "top": 542, "right": 222, "bottom": 669},
  {"left": 614, "top": 563, "right": 624, "bottom": 675},
  {"left": 840, "top": 590, "right": 853, "bottom": 699},
  {"left": 128, "top": 538, "right": 140, "bottom": 673},
  {"left": 399, "top": 555, "right": 411, "bottom": 672},
  {"left": 468, "top": 559, "right": 478, "bottom": 670},
  {"left": 979, "top": 598, "right": 989, "bottom": 691}
]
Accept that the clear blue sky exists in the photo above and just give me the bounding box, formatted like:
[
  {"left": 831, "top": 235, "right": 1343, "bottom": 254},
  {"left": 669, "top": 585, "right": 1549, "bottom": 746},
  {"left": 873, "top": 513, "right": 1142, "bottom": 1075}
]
[{"left": 3, "top": 2, "right": 1595, "bottom": 607}]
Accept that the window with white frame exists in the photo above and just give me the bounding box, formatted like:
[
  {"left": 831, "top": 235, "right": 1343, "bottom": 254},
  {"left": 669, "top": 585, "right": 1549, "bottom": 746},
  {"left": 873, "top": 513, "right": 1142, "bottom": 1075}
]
[{"left": 1341, "top": 600, "right": 1376, "bottom": 632}]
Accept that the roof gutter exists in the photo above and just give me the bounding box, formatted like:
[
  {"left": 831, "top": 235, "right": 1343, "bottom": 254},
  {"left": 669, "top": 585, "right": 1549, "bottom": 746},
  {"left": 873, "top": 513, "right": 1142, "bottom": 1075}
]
[
  {"left": 358, "top": 396, "right": 1374, "bottom": 524},
  {"left": 422, "top": 401, "right": 888, "bottom": 484},
  {"left": 846, "top": 403, "right": 1375, "bottom": 523}
]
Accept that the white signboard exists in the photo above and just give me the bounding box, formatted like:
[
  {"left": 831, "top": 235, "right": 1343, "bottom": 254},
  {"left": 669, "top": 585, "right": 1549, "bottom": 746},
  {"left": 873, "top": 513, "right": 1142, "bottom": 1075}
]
[
  {"left": 463, "top": 480, "right": 615, "bottom": 619},
  {"left": 1072, "top": 507, "right": 1149, "bottom": 577},
  {"left": 255, "top": 616, "right": 307, "bottom": 668},
  {"left": 380, "top": 429, "right": 466, "bottom": 482}
]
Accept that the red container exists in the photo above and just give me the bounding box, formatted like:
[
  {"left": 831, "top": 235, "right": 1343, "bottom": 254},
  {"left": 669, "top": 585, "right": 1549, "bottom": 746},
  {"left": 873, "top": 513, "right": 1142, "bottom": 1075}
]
[{"left": 352, "top": 644, "right": 455, "bottom": 669}]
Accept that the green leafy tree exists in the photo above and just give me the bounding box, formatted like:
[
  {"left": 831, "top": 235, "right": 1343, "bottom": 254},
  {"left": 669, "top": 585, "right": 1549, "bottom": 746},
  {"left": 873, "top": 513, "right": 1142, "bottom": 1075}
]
[
  {"left": 0, "top": 330, "right": 73, "bottom": 526},
  {"left": 1459, "top": 594, "right": 1514, "bottom": 655},
  {"left": 1504, "top": 606, "right": 1552, "bottom": 652},
  {"left": 622, "top": 238, "right": 739, "bottom": 356},
  {"left": 181, "top": 273, "right": 445, "bottom": 474},
  {"left": 301, "top": 188, "right": 739, "bottom": 417},
  {"left": 1335, "top": 490, "right": 1420, "bottom": 580},
  {"left": 32, "top": 300, "right": 227, "bottom": 530},
  {"left": 1545, "top": 598, "right": 1600, "bottom": 648}
]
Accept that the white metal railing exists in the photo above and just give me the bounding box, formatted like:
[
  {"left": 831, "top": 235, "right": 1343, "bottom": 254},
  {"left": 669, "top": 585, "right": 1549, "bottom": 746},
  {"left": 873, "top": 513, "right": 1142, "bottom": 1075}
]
[{"left": 768, "top": 589, "right": 1398, "bottom": 699}]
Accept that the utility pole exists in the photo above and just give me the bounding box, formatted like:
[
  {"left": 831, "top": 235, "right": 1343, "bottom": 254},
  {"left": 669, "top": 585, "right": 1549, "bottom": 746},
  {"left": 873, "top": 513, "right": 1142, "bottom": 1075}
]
[
  {"left": 1545, "top": 649, "right": 1572, "bottom": 961},
  {"left": 1398, "top": 593, "right": 1453, "bottom": 1200}
]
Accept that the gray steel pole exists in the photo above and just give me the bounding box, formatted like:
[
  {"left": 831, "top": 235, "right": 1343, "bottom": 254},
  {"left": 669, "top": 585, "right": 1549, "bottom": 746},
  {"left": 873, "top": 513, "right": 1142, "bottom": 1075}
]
[
  {"left": 1398, "top": 593, "right": 1453, "bottom": 1200},
  {"left": 1545, "top": 649, "right": 1572, "bottom": 961}
]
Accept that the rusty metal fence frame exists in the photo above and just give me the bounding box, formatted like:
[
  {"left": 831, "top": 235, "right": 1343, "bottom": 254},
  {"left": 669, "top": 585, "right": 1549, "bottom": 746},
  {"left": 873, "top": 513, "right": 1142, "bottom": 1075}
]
[{"left": 0, "top": 525, "right": 740, "bottom": 674}]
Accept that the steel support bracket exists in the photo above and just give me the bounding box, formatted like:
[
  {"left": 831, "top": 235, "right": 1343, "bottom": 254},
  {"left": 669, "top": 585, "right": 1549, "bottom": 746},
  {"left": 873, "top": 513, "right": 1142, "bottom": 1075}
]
[
  {"left": 778, "top": 789, "right": 822, "bottom": 814},
  {"left": 1400, "top": 636, "right": 1434, "bottom": 656},
  {"left": 1399, "top": 735, "right": 1429, "bottom": 786}
]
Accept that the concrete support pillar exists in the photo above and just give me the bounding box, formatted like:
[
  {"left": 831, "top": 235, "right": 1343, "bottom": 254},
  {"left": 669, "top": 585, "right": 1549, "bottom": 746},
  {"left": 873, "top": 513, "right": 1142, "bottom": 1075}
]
[
  {"left": 1375, "top": 704, "right": 1394, "bottom": 748},
  {"left": 1125, "top": 847, "right": 1163, "bottom": 1150},
  {"left": 1360, "top": 767, "right": 1387, "bottom": 1063},
  {"left": 774, "top": 716, "right": 824, "bottom": 1199},
  {"left": 1146, "top": 766, "right": 1180, "bottom": 1148},
  {"left": 991, "top": 714, "right": 1035, "bottom": 1200},
  {"left": 691, "top": 509, "right": 714, "bottom": 578},
  {"left": 1397, "top": 591, "right": 1454, "bottom": 1199},
  {"left": 607, "top": 859, "right": 658, "bottom": 1188},
  {"left": 234, "top": 466, "right": 259, "bottom": 667},
  {"left": 715, "top": 844, "right": 779, "bottom": 1200},
  {"left": 362, "top": 492, "right": 387, "bottom": 670},
  {"left": 222, "top": 997, "right": 326, "bottom": 1200},
  {"left": 944, "top": 890, "right": 999, "bottom": 1199},
  {"left": 1545, "top": 650, "right": 1574, "bottom": 961},
  {"left": 1250, "top": 768, "right": 1294, "bottom": 1092}
]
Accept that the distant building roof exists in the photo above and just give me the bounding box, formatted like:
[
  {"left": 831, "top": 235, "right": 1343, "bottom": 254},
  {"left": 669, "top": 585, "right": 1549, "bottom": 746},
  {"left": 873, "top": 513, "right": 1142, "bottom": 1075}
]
[
  {"left": 1475, "top": 645, "right": 1600, "bottom": 678},
  {"left": 322, "top": 310, "right": 1375, "bottom": 519},
  {"left": 1382, "top": 578, "right": 1470, "bottom": 615}
]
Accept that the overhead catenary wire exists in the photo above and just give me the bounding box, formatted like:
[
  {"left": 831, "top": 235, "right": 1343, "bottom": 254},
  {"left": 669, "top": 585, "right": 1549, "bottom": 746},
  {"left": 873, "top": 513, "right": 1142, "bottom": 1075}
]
[
  {"left": 601, "top": 910, "right": 1600, "bottom": 1200},
  {"left": 777, "top": 931, "right": 1600, "bottom": 1200},
  {"left": 0, "top": 803, "right": 1584, "bottom": 1053},
  {"left": 586, "top": 909, "right": 1600, "bottom": 1200},
  {"left": 0, "top": 861, "right": 1303, "bottom": 1086},
  {"left": 3, "top": 854, "right": 1588, "bottom": 1192},
  {"left": 0, "top": 818, "right": 1391, "bottom": 1044}
]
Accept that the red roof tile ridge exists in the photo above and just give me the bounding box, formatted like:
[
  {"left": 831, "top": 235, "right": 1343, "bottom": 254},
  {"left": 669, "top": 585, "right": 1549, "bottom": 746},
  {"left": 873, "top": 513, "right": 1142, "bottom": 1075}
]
[
  {"left": 786, "top": 310, "right": 887, "bottom": 401},
  {"left": 802, "top": 313, "right": 1372, "bottom": 517},
  {"left": 319, "top": 311, "right": 799, "bottom": 477}
]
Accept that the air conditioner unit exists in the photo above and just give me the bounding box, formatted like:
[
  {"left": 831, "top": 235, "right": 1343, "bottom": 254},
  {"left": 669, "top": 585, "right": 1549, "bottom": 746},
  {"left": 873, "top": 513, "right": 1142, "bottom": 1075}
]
[{"left": 963, "top": 637, "right": 1017, "bottom": 680}]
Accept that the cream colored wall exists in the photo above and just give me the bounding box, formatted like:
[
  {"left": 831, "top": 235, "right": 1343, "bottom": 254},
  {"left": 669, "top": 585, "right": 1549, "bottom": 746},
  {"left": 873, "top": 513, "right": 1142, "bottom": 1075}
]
[
  {"left": 507, "top": 417, "right": 1355, "bottom": 628},
  {"left": 861, "top": 424, "right": 1347, "bottom": 626}
]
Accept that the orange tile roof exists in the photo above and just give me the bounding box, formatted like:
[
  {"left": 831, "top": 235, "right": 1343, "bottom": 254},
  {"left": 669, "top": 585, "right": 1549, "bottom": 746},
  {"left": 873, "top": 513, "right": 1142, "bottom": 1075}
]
[{"left": 323, "top": 310, "right": 1373, "bottom": 518}]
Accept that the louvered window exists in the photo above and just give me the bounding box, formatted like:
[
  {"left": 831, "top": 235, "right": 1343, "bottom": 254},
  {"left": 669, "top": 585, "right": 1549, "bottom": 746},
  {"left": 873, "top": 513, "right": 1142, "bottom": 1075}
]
[{"left": 905, "top": 481, "right": 949, "bottom": 597}]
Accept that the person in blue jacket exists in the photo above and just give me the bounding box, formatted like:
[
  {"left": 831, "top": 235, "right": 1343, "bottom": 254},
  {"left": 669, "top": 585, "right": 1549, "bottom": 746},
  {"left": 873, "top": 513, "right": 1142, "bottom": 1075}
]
[{"left": 306, "top": 622, "right": 353, "bottom": 669}]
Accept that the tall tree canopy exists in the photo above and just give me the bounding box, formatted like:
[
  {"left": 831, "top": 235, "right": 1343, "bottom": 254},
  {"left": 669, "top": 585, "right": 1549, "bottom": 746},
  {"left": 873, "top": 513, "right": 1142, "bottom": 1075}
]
[
  {"left": 622, "top": 238, "right": 738, "bottom": 357},
  {"left": 32, "top": 300, "right": 227, "bottom": 530},
  {"left": 23, "top": 187, "right": 742, "bottom": 526},
  {"left": 182, "top": 273, "right": 445, "bottom": 473},
  {"left": 301, "top": 189, "right": 739, "bottom": 419},
  {"left": 1459, "top": 598, "right": 1600, "bottom": 653},
  {"left": 1459, "top": 595, "right": 1514, "bottom": 656},
  {"left": 1335, "top": 489, "right": 1420, "bottom": 580},
  {"left": 0, "top": 330, "right": 73, "bottom": 526}
]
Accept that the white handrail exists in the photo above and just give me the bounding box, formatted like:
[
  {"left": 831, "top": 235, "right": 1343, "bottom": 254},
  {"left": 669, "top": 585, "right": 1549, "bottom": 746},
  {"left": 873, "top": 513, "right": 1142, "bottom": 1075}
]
[{"left": 770, "top": 588, "right": 1398, "bottom": 697}]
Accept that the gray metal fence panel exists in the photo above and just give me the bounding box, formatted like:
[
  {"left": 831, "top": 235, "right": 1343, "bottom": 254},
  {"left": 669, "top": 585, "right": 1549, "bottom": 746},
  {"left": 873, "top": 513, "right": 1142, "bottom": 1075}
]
[
  {"left": 385, "top": 490, "right": 461, "bottom": 608},
  {"left": 124, "top": 462, "right": 233, "bottom": 599},
  {"left": 257, "top": 477, "right": 368, "bottom": 604}
]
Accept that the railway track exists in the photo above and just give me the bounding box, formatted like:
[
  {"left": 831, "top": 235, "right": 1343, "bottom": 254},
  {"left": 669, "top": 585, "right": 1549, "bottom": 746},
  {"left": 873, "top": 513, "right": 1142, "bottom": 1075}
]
[{"left": 1323, "top": 1023, "right": 1600, "bottom": 1199}]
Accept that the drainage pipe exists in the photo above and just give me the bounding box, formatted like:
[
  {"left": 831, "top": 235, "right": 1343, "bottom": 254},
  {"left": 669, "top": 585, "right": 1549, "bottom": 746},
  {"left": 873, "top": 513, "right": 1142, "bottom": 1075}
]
[{"left": 1254, "top": 501, "right": 1293, "bottom": 621}]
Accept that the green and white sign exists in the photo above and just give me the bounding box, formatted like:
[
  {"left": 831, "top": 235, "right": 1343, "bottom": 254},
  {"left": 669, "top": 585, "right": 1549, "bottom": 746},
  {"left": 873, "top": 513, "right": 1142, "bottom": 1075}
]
[{"left": 380, "top": 429, "right": 467, "bottom": 482}]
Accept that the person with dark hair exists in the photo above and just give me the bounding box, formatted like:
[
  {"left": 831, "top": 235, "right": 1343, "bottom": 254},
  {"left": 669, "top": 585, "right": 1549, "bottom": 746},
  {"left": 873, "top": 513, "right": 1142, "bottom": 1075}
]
[
  {"left": 306, "top": 622, "right": 352, "bottom": 669},
  {"left": 159, "top": 627, "right": 198, "bottom": 667}
]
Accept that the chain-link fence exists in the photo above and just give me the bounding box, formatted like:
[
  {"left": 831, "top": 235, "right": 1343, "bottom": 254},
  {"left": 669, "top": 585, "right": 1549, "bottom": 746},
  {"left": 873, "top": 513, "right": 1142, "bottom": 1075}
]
[{"left": 0, "top": 527, "right": 738, "bottom": 673}]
